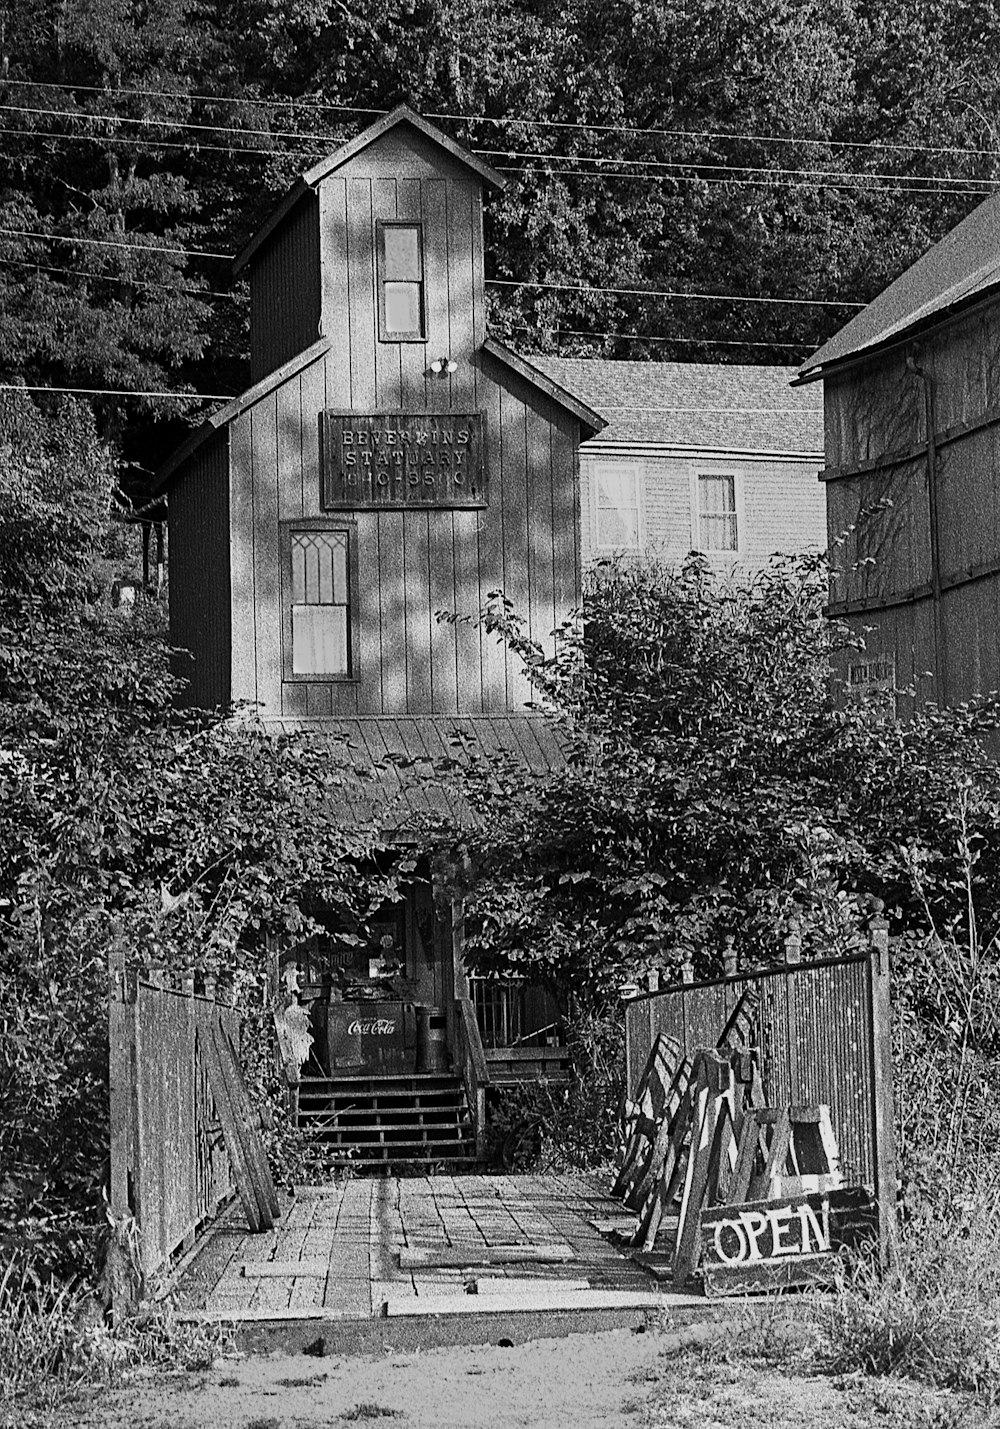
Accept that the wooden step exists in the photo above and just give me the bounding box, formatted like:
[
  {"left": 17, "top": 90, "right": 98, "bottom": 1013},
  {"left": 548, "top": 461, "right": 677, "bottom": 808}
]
[{"left": 294, "top": 1071, "right": 478, "bottom": 1168}]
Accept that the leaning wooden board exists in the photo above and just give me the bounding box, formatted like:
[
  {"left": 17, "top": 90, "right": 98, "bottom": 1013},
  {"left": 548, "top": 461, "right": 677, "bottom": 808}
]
[
  {"left": 699, "top": 1186, "right": 878, "bottom": 1297},
  {"left": 198, "top": 1014, "right": 279, "bottom": 1233}
]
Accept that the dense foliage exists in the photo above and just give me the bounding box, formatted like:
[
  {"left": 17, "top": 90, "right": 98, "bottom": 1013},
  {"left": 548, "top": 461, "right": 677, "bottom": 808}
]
[
  {"left": 2, "top": 0, "right": 1000, "bottom": 464},
  {"left": 458, "top": 558, "right": 1000, "bottom": 1009},
  {"left": 0, "top": 392, "right": 403, "bottom": 1275}
]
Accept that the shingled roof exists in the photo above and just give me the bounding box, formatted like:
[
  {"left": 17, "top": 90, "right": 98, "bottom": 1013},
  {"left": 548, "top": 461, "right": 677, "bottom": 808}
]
[
  {"left": 798, "top": 191, "right": 1000, "bottom": 382},
  {"left": 530, "top": 358, "right": 822, "bottom": 455}
]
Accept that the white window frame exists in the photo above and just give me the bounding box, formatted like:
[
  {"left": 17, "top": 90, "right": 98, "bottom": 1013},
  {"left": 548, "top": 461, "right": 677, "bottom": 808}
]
[
  {"left": 690, "top": 467, "right": 743, "bottom": 557},
  {"left": 591, "top": 460, "right": 643, "bottom": 554}
]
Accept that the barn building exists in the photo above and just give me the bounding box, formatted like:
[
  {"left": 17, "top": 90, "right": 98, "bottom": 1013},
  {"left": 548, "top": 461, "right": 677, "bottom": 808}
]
[
  {"left": 154, "top": 104, "right": 829, "bottom": 1165},
  {"left": 533, "top": 358, "right": 825, "bottom": 567},
  {"left": 798, "top": 192, "right": 1000, "bottom": 708},
  {"left": 153, "top": 106, "right": 606, "bottom": 1164}
]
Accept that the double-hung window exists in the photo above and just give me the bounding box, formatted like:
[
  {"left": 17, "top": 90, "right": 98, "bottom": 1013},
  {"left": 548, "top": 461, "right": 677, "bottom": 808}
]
[
  {"left": 283, "top": 523, "right": 355, "bottom": 679},
  {"left": 377, "top": 222, "right": 425, "bottom": 341},
  {"left": 697, "top": 473, "right": 738, "bottom": 552},
  {"left": 594, "top": 463, "right": 641, "bottom": 552}
]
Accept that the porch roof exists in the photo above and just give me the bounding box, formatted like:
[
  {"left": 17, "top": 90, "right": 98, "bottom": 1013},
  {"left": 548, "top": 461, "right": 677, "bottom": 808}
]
[{"left": 260, "top": 714, "right": 567, "bottom": 833}]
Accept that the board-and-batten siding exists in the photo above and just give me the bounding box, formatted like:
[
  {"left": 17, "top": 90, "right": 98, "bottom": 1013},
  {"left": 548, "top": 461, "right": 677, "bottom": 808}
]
[
  {"left": 824, "top": 301, "right": 1000, "bottom": 706},
  {"left": 249, "top": 192, "right": 321, "bottom": 384},
  {"left": 226, "top": 344, "right": 580, "bottom": 720},
  {"left": 168, "top": 429, "right": 232, "bottom": 709}
]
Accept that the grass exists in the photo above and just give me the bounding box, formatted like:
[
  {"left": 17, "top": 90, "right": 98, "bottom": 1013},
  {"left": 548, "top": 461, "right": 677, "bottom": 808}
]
[
  {"left": 0, "top": 1257, "right": 230, "bottom": 1415},
  {"left": 816, "top": 1193, "right": 1000, "bottom": 1395}
]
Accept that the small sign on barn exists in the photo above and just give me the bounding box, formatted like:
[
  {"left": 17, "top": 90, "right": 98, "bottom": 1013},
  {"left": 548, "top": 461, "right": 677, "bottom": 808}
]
[{"left": 321, "top": 410, "right": 487, "bottom": 509}]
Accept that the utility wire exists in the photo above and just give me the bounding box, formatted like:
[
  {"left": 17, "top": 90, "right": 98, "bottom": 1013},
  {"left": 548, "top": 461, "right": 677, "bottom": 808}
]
[
  {"left": 4, "top": 121, "right": 985, "bottom": 197},
  {"left": 0, "top": 382, "right": 230, "bottom": 399},
  {"left": 488, "top": 278, "right": 864, "bottom": 307},
  {"left": 508, "top": 325, "right": 811, "bottom": 350},
  {"left": 0, "top": 225, "right": 234, "bottom": 260},
  {"left": 0, "top": 263, "right": 815, "bottom": 347},
  {"left": 0, "top": 226, "right": 864, "bottom": 307},
  {"left": 2, "top": 101, "right": 997, "bottom": 188},
  {"left": 1, "top": 77, "right": 997, "bottom": 158},
  {"left": 0, "top": 253, "right": 233, "bottom": 298}
]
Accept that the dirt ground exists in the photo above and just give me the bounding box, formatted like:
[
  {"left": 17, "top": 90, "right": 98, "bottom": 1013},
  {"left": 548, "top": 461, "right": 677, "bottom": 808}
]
[{"left": 15, "top": 1322, "right": 983, "bottom": 1429}]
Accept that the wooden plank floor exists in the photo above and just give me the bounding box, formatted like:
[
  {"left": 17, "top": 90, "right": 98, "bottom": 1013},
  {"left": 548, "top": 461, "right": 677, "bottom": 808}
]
[{"left": 174, "top": 1173, "right": 701, "bottom": 1321}]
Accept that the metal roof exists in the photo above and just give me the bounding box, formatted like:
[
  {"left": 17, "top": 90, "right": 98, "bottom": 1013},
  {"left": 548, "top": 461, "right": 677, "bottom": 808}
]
[
  {"left": 531, "top": 357, "right": 822, "bottom": 454},
  {"left": 798, "top": 191, "right": 1000, "bottom": 382},
  {"left": 258, "top": 714, "right": 567, "bottom": 832}
]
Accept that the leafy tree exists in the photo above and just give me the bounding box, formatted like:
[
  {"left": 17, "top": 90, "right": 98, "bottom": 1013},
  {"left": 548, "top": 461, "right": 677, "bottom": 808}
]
[
  {"left": 0, "top": 393, "right": 403, "bottom": 1274},
  {"left": 455, "top": 557, "right": 1000, "bottom": 1010}
]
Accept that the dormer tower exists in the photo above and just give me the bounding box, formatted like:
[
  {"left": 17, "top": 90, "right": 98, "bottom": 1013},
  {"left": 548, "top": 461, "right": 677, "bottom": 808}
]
[{"left": 235, "top": 106, "right": 502, "bottom": 406}]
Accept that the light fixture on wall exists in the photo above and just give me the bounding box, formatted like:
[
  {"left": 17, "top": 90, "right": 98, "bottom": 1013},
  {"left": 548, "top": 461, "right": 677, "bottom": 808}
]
[{"left": 429, "top": 356, "right": 458, "bottom": 377}]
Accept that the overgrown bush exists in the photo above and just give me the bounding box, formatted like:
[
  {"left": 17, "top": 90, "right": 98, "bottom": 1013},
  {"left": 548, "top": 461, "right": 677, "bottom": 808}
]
[
  {"left": 821, "top": 1190, "right": 1000, "bottom": 1394},
  {"left": 0, "top": 393, "right": 408, "bottom": 1279}
]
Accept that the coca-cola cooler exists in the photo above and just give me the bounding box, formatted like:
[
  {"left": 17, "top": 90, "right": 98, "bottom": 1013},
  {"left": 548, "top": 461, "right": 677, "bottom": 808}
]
[{"left": 325, "top": 1000, "right": 416, "bottom": 1074}]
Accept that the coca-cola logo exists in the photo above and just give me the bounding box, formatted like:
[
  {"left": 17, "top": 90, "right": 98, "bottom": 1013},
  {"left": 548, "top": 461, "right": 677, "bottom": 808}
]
[{"left": 347, "top": 1018, "right": 396, "bottom": 1036}]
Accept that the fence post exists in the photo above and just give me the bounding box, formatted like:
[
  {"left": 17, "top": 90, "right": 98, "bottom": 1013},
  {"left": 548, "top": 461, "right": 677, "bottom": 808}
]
[
  {"left": 868, "top": 903, "right": 898, "bottom": 1266},
  {"left": 108, "top": 941, "right": 138, "bottom": 1318}
]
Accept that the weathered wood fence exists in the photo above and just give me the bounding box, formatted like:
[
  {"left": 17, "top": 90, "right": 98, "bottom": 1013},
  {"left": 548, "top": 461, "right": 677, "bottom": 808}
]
[
  {"left": 109, "top": 962, "right": 238, "bottom": 1281},
  {"left": 623, "top": 917, "right": 896, "bottom": 1256}
]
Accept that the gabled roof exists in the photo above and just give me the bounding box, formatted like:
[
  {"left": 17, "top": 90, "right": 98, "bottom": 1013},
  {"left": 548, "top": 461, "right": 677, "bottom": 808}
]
[
  {"left": 482, "top": 338, "right": 606, "bottom": 440},
  {"left": 154, "top": 335, "right": 605, "bottom": 492},
  {"left": 531, "top": 357, "right": 822, "bottom": 455},
  {"left": 234, "top": 105, "right": 505, "bottom": 275},
  {"left": 797, "top": 191, "right": 1000, "bottom": 383},
  {"left": 152, "top": 337, "right": 331, "bottom": 492}
]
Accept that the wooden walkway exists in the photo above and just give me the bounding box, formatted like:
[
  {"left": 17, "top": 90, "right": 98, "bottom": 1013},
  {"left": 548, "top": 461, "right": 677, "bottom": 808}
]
[{"left": 174, "top": 1172, "right": 700, "bottom": 1321}]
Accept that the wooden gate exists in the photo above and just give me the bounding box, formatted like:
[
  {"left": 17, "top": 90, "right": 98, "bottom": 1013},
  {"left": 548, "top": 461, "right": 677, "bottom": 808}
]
[
  {"left": 622, "top": 919, "right": 896, "bottom": 1261},
  {"left": 109, "top": 963, "right": 239, "bottom": 1282}
]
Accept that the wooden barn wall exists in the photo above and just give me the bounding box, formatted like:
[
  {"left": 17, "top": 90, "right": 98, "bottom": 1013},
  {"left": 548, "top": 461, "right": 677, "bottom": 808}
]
[
  {"left": 249, "top": 193, "right": 321, "bottom": 384},
  {"left": 227, "top": 350, "right": 580, "bottom": 719},
  {"left": 824, "top": 301, "right": 1000, "bottom": 705},
  {"left": 168, "top": 431, "right": 232, "bottom": 710}
]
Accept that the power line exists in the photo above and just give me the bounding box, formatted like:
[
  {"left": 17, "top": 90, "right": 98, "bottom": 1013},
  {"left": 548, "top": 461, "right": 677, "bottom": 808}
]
[
  {"left": 488, "top": 278, "right": 864, "bottom": 308},
  {"left": 3, "top": 100, "right": 997, "bottom": 188},
  {"left": 495, "top": 165, "right": 992, "bottom": 197},
  {"left": 0, "top": 225, "right": 234, "bottom": 260},
  {"left": 507, "top": 325, "right": 812, "bottom": 350},
  {"left": 0, "top": 226, "right": 865, "bottom": 307},
  {"left": 0, "top": 382, "right": 230, "bottom": 399},
  {"left": 0, "top": 122, "right": 300, "bottom": 160},
  {"left": 3, "top": 116, "right": 992, "bottom": 197},
  {"left": 0, "top": 253, "right": 234, "bottom": 298},
  {"left": 1, "top": 77, "right": 996, "bottom": 158},
  {"left": 479, "top": 147, "right": 1000, "bottom": 189},
  {"left": 0, "top": 99, "right": 333, "bottom": 148}
]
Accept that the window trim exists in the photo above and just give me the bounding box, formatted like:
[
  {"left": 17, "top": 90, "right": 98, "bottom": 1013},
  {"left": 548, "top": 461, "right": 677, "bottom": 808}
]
[
  {"left": 591, "top": 459, "right": 643, "bottom": 553},
  {"left": 280, "top": 517, "right": 360, "bottom": 683},
  {"left": 691, "top": 468, "right": 742, "bottom": 556},
  {"left": 376, "top": 220, "right": 427, "bottom": 344}
]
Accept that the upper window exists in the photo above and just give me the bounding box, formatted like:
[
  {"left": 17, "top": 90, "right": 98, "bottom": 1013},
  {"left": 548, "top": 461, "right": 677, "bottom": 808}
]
[
  {"left": 377, "top": 222, "right": 425, "bottom": 341},
  {"left": 697, "top": 473, "right": 738, "bottom": 552},
  {"left": 285, "top": 526, "right": 353, "bottom": 679},
  {"left": 594, "top": 464, "right": 641, "bottom": 551}
]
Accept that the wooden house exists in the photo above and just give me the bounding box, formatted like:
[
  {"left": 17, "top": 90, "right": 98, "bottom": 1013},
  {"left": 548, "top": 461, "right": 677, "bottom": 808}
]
[
  {"left": 798, "top": 193, "right": 1000, "bottom": 708},
  {"left": 533, "top": 358, "right": 825, "bottom": 568},
  {"left": 153, "top": 107, "right": 605, "bottom": 1165}
]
